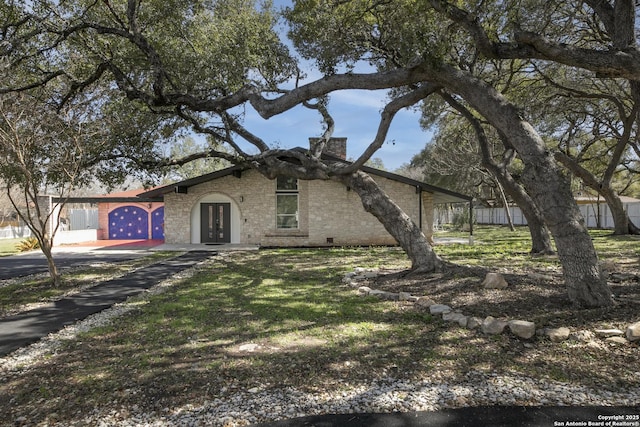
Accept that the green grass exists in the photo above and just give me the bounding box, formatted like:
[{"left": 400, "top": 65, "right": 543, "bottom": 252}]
[
  {"left": 63, "top": 249, "right": 430, "bottom": 395},
  {"left": 435, "top": 226, "right": 554, "bottom": 268},
  {"left": 0, "top": 252, "right": 178, "bottom": 315},
  {"left": 0, "top": 238, "right": 22, "bottom": 256},
  {"left": 435, "top": 225, "right": 640, "bottom": 268},
  {"left": 2, "top": 228, "right": 640, "bottom": 424}
]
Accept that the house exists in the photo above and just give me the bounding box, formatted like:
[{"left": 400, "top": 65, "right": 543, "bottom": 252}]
[
  {"left": 94, "top": 188, "right": 165, "bottom": 240},
  {"left": 138, "top": 138, "right": 472, "bottom": 247},
  {"left": 59, "top": 189, "right": 164, "bottom": 241}
]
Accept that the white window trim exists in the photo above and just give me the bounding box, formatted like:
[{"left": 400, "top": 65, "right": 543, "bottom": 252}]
[{"left": 276, "top": 178, "right": 299, "bottom": 230}]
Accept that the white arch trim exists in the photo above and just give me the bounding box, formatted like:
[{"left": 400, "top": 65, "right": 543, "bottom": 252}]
[{"left": 190, "top": 193, "right": 241, "bottom": 244}]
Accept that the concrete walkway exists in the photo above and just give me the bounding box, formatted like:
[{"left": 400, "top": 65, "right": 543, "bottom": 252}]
[{"left": 0, "top": 251, "right": 213, "bottom": 356}]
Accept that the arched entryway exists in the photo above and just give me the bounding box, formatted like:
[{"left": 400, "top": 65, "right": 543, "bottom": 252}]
[{"left": 190, "top": 193, "right": 241, "bottom": 244}]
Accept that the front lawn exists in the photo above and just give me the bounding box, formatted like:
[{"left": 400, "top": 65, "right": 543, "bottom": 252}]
[
  {"left": 0, "top": 238, "right": 22, "bottom": 257},
  {"left": 0, "top": 252, "right": 178, "bottom": 316},
  {"left": 1, "top": 228, "right": 639, "bottom": 426}
]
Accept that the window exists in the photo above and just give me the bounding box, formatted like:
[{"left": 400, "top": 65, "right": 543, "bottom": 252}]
[
  {"left": 276, "top": 176, "right": 298, "bottom": 229},
  {"left": 276, "top": 176, "right": 297, "bottom": 191}
]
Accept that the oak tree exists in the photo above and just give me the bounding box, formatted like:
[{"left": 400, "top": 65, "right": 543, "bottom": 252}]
[{"left": 4, "top": 0, "right": 637, "bottom": 306}]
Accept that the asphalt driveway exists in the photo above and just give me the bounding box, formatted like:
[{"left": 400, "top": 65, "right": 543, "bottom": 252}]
[
  {"left": 0, "top": 240, "right": 163, "bottom": 280},
  {"left": 0, "top": 250, "right": 213, "bottom": 356}
]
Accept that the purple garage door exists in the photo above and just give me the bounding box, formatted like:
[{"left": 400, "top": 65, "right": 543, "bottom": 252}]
[
  {"left": 108, "top": 206, "right": 149, "bottom": 239},
  {"left": 151, "top": 207, "right": 165, "bottom": 239}
]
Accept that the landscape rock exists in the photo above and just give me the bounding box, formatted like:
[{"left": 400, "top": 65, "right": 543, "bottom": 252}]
[
  {"left": 357, "top": 286, "right": 372, "bottom": 295},
  {"left": 481, "top": 273, "right": 509, "bottom": 289},
  {"left": 508, "top": 320, "right": 536, "bottom": 339},
  {"left": 625, "top": 321, "right": 640, "bottom": 342},
  {"left": 368, "top": 289, "right": 399, "bottom": 301},
  {"left": 442, "top": 312, "right": 468, "bottom": 327},
  {"left": 399, "top": 292, "right": 418, "bottom": 302},
  {"left": 599, "top": 260, "right": 617, "bottom": 271},
  {"left": 466, "top": 316, "right": 483, "bottom": 330},
  {"left": 594, "top": 329, "right": 624, "bottom": 338},
  {"left": 481, "top": 316, "right": 508, "bottom": 335},
  {"left": 238, "top": 343, "right": 261, "bottom": 352},
  {"left": 415, "top": 297, "right": 436, "bottom": 308},
  {"left": 429, "top": 304, "right": 452, "bottom": 315},
  {"left": 546, "top": 327, "right": 571, "bottom": 342},
  {"left": 569, "top": 330, "right": 596, "bottom": 342}
]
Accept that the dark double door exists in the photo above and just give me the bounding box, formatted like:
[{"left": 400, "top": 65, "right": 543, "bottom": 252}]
[{"left": 200, "top": 203, "right": 231, "bottom": 244}]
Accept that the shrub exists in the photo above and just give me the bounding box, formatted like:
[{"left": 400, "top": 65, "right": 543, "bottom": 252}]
[
  {"left": 452, "top": 206, "right": 475, "bottom": 231},
  {"left": 16, "top": 237, "right": 40, "bottom": 252}
]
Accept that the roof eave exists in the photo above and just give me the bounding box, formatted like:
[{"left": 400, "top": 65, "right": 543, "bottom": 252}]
[{"left": 137, "top": 150, "right": 472, "bottom": 204}]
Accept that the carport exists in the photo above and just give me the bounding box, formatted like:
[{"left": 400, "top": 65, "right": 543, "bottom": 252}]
[{"left": 51, "top": 190, "right": 164, "bottom": 244}]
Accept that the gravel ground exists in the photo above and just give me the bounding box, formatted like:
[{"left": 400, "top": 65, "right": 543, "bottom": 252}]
[
  {"left": 2, "top": 257, "right": 639, "bottom": 427},
  {"left": 40, "top": 374, "right": 639, "bottom": 427}
]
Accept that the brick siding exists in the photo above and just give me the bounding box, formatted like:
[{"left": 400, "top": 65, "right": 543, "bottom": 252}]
[{"left": 163, "top": 169, "right": 434, "bottom": 246}]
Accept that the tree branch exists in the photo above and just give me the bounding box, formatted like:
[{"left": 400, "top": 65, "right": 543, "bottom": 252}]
[
  {"left": 330, "top": 83, "right": 441, "bottom": 175},
  {"left": 428, "top": 0, "right": 640, "bottom": 80}
]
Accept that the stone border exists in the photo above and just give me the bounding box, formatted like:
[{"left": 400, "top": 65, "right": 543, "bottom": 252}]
[{"left": 344, "top": 268, "right": 640, "bottom": 344}]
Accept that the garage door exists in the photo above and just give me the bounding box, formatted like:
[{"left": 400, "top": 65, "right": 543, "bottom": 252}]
[
  {"left": 151, "top": 207, "right": 165, "bottom": 239},
  {"left": 108, "top": 206, "right": 149, "bottom": 239}
]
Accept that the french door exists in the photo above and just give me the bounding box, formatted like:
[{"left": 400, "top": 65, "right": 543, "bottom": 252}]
[{"left": 200, "top": 203, "right": 231, "bottom": 243}]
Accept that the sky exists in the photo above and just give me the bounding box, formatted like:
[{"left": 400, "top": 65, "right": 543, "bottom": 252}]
[
  {"left": 237, "top": 88, "right": 431, "bottom": 171},
  {"left": 224, "top": 0, "right": 434, "bottom": 172}
]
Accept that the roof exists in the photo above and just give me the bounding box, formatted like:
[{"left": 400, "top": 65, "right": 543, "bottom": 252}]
[
  {"left": 92, "top": 188, "right": 155, "bottom": 198},
  {"left": 138, "top": 156, "right": 472, "bottom": 204},
  {"left": 54, "top": 187, "right": 164, "bottom": 204}
]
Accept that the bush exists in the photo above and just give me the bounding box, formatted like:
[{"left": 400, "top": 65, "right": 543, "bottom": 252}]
[
  {"left": 15, "top": 237, "right": 40, "bottom": 252},
  {"left": 452, "top": 206, "right": 475, "bottom": 231}
]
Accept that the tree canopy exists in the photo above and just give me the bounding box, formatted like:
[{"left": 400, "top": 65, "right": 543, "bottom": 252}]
[{"left": 3, "top": 0, "right": 638, "bottom": 307}]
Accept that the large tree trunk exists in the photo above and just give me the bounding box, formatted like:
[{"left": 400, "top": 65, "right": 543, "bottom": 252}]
[
  {"left": 495, "top": 170, "right": 555, "bottom": 255},
  {"left": 521, "top": 154, "right": 611, "bottom": 307},
  {"left": 600, "top": 188, "right": 640, "bottom": 235},
  {"left": 554, "top": 151, "right": 640, "bottom": 235},
  {"left": 433, "top": 64, "right": 612, "bottom": 307},
  {"left": 440, "top": 91, "right": 555, "bottom": 255},
  {"left": 336, "top": 170, "right": 442, "bottom": 273}
]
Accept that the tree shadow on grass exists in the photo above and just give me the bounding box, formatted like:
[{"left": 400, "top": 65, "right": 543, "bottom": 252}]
[{"left": 1, "top": 250, "right": 638, "bottom": 425}]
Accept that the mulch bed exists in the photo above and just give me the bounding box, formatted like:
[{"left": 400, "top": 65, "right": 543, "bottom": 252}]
[{"left": 369, "top": 262, "right": 640, "bottom": 331}]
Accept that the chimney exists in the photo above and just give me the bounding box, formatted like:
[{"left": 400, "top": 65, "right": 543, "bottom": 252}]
[{"left": 309, "top": 137, "right": 347, "bottom": 160}]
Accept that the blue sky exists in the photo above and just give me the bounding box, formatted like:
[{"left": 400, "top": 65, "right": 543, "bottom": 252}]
[
  {"left": 227, "top": 0, "right": 433, "bottom": 172},
  {"left": 238, "top": 89, "right": 431, "bottom": 171}
]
